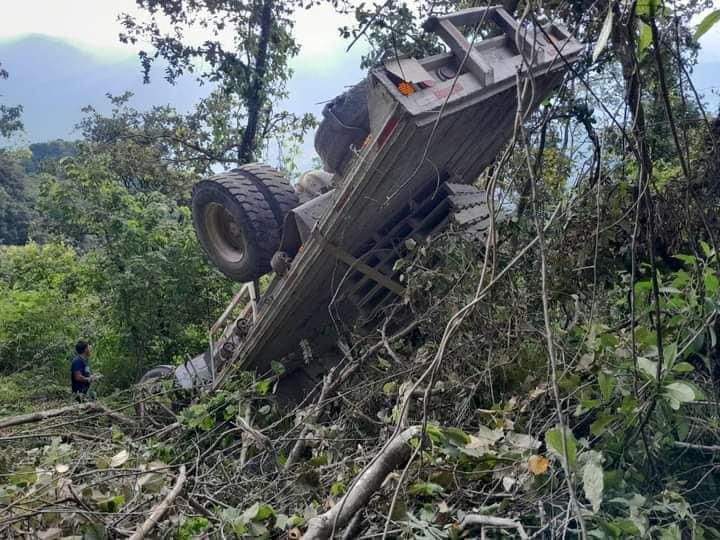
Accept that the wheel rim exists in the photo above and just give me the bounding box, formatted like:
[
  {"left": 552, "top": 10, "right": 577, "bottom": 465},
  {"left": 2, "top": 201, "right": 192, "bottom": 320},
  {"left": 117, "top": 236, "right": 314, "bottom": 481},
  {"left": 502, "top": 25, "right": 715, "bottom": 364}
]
[{"left": 204, "top": 203, "right": 247, "bottom": 264}]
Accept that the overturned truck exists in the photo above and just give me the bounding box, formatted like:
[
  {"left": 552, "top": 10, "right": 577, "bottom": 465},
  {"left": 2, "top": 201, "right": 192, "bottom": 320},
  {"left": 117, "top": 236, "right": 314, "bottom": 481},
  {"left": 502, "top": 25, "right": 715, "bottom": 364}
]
[{"left": 137, "top": 6, "right": 583, "bottom": 407}]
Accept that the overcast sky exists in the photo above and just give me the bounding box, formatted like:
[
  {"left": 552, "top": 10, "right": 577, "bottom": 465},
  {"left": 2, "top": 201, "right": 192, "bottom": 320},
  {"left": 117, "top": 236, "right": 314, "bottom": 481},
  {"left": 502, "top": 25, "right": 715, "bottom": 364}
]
[
  {"left": 0, "top": 0, "right": 717, "bottom": 156},
  {"left": 1, "top": 1, "right": 718, "bottom": 64},
  {"left": 0, "top": 0, "right": 361, "bottom": 72}
]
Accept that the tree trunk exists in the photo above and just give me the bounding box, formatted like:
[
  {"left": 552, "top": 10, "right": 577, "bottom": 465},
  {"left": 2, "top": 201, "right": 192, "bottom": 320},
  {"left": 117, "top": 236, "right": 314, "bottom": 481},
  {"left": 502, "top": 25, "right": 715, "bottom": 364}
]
[{"left": 237, "top": 0, "right": 274, "bottom": 164}]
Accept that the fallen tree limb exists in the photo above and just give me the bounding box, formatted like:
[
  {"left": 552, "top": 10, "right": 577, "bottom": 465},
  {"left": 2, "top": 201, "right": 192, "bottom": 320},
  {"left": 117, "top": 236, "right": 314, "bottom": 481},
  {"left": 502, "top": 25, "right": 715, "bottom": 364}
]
[
  {"left": 93, "top": 403, "right": 136, "bottom": 427},
  {"left": 0, "top": 401, "right": 135, "bottom": 430},
  {"left": 304, "top": 426, "right": 420, "bottom": 540},
  {"left": 0, "top": 402, "right": 96, "bottom": 429},
  {"left": 128, "top": 465, "right": 187, "bottom": 540},
  {"left": 459, "top": 514, "right": 529, "bottom": 539}
]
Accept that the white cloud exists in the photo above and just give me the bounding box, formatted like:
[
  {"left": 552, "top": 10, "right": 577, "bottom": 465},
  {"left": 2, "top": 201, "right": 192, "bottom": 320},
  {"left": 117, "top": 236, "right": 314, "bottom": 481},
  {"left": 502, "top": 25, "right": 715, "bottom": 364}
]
[
  {"left": 0, "top": 0, "right": 140, "bottom": 59},
  {"left": 0, "top": 0, "right": 364, "bottom": 67},
  {"left": 0, "top": 1, "right": 716, "bottom": 78}
]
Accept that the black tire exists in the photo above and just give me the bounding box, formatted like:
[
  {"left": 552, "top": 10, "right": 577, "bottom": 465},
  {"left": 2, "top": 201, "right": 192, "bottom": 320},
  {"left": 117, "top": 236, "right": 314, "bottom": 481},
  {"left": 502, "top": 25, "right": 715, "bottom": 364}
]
[
  {"left": 235, "top": 163, "right": 299, "bottom": 229},
  {"left": 192, "top": 170, "right": 281, "bottom": 282},
  {"left": 314, "top": 79, "right": 370, "bottom": 176}
]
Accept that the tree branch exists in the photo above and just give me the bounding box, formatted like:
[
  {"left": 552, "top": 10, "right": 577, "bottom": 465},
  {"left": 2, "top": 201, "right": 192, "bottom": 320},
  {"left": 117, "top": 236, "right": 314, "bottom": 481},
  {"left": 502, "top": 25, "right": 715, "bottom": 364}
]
[{"left": 128, "top": 465, "right": 187, "bottom": 540}]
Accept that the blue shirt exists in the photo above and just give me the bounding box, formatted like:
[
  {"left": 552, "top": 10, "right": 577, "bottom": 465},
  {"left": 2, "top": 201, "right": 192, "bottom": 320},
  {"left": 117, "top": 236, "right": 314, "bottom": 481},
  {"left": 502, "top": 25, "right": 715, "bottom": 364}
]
[{"left": 70, "top": 355, "right": 90, "bottom": 394}]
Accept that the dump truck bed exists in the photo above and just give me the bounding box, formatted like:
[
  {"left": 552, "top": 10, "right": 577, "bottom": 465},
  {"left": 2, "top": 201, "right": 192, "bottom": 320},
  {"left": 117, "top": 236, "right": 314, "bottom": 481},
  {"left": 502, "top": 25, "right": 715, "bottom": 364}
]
[{"left": 214, "top": 11, "right": 583, "bottom": 395}]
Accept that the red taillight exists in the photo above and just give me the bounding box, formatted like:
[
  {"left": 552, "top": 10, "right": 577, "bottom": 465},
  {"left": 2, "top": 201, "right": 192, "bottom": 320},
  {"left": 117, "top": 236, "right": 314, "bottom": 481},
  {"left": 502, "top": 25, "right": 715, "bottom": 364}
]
[{"left": 377, "top": 116, "right": 400, "bottom": 149}]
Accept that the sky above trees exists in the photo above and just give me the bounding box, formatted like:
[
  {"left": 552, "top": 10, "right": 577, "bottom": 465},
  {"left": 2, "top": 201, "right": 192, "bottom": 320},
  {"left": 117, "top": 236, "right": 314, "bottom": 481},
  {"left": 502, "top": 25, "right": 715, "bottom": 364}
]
[{"left": 0, "top": 0, "right": 364, "bottom": 71}]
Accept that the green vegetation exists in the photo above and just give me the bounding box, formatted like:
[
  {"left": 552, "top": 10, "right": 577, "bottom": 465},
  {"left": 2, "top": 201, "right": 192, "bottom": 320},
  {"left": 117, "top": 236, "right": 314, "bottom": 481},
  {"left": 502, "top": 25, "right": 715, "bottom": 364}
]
[{"left": 1, "top": 0, "right": 720, "bottom": 538}]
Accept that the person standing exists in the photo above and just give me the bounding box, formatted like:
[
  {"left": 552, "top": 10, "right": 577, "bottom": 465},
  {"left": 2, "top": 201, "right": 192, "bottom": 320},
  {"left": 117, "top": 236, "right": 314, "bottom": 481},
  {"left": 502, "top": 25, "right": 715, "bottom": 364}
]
[{"left": 70, "top": 340, "right": 99, "bottom": 399}]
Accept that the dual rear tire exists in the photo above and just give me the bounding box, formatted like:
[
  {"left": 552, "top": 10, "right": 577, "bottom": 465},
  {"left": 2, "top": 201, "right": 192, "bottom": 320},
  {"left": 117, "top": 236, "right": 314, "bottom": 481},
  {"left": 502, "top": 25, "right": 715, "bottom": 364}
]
[{"left": 192, "top": 164, "right": 299, "bottom": 282}]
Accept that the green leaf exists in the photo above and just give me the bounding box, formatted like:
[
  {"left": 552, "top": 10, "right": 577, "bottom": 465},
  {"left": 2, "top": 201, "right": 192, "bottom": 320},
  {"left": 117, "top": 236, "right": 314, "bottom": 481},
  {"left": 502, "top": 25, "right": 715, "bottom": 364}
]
[
  {"left": 672, "top": 362, "right": 694, "bottom": 373},
  {"left": 382, "top": 381, "right": 398, "bottom": 396},
  {"left": 254, "top": 379, "right": 272, "bottom": 396},
  {"left": 408, "top": 481, "right": 444, "bottom": 497},
  {"left": 330, "top": 482, "right": 346, "bottom": 497},
  {"left": 442, "top": 427, "right": 471, "bottom": 446},
  {"left": 287, "top": 515, "right": 305, "bottom": 527},
  {"left": 704, "top": 271, "right": 719, "bottom": 295},
  {"left": 638, "top": 356, "right": 658, "bottom": 379},
  {"left": 425, "top": 423, "right": 445, "bottom": 445},
  {"left": 10, "top": 467, "right": 37, "bottom": 487},
  {"left": 593, "top": 8, "right": 614, "bottom": 62},
  {"left": 243, "top": 502, "right": 275, "bottom": 522},
  {"left": 309, "top": 453, "right": 329, "bottom": 467},
  {"left": 663, "top": 381, "right": 696, "bottom": 410},
  {"left": 598, "top": 371, "right": 615, "bottom": 400},
  {"left": 582, "top": 454, "right": 604, "bottom": 513},
  {"left": 673, "top": 254, "right": 696, "bottom": 266},
  {"left": 590, "top": 413, "right": 614, "bottom": 437},
  {"left": 270, "top": 361, "right": 286, "bottom": 375},
  {"left": 695, "top": 10, "right": 720, "bottom": 41},
  {"left": 638, "top": 20, "right": 652, "bottom": 54},
  {"left": 636, "top": 0, "right": 659, "bottom": 16},
  {"left": 546, "top": 425, "right": 577, "bottom": 469},
  {"left": 663, "top": 341, "right": 679, "bottom": 368},
  {"left": 660, "top": 523, "right": 682, "bottom": 540},
  {"left": 701, "top": 240, "right": 715, "bottom": 258},
  {"left": 97, "top": 494, "right": 125, "bottom": 513}
]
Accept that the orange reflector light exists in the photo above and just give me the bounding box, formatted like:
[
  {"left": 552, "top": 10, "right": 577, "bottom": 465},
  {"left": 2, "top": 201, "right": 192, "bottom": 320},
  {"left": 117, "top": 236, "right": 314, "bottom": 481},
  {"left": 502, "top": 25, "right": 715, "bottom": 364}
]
[{"left": 397, "top": 81, "right": 415, "bottom": 96}]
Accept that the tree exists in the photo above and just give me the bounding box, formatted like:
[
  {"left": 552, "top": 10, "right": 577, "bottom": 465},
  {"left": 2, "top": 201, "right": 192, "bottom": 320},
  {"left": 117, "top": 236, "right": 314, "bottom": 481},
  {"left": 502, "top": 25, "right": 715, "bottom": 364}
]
[
  {"left": 77, "top": 93, "right": 197, "bottom": 199},
  {"left": 0, "top": 149, "right": 32, "bottom": 245},
  {"left": 0, "top": 242, "right": 98, "bottom": 375},
  {"left": 119, "top": 0, "right": 315, "bottom": 166},
  {"left": 0, "top": 62, "right": 23, "bottom": 138},
  {"left": 27, "top": 140, "right": 78, "bottom": 174},
  {"left": 39, "top": 152, "right": 234, "bottom": 384}
]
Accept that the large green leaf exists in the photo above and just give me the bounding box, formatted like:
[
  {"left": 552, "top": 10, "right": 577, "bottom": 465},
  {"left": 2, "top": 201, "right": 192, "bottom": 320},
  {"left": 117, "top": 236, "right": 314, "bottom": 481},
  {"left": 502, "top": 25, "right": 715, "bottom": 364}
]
[
  {"left": 638, "top": 20, "right": 653, "bottom": 54},
  {"left": 695, "top": 9, "right": 720, "bottom": 41},
  {"left": 409, "top": 481, "right": 444, "bottom": 497},
  {"left": 663, "top": 381, "right": 696, "bottom": 410},
  {"left": 598, "top": 371, "right": 615, "bottom": 400},
  {"left": 546, "top": 425, "right": 577, "bottom": 468},
  {"left": 243, "top": 502, "right": 276, "bottom": 522},
  {"left": 638, "top": 356, "right": 658, "bottom": 380}
]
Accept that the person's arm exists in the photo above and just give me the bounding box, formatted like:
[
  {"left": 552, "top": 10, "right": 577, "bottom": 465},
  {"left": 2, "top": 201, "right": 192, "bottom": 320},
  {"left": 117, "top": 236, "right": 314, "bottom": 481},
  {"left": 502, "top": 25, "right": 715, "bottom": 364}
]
[{"left": 73, "top": 370, "right": 92, "bottom": 383}]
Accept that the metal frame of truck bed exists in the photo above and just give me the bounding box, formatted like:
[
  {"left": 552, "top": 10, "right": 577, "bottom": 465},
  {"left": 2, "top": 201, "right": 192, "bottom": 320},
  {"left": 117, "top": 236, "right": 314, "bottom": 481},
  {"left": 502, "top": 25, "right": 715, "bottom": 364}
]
[{"left": 199, "top": 7, "right": 584, "bottom": 397}]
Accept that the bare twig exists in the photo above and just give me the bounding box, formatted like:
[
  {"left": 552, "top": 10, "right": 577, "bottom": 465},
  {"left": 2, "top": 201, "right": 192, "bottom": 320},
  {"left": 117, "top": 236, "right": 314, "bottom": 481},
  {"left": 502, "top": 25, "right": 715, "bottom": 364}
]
[{"left": 460, "top": 514, "right": 529, "bottom": 539}]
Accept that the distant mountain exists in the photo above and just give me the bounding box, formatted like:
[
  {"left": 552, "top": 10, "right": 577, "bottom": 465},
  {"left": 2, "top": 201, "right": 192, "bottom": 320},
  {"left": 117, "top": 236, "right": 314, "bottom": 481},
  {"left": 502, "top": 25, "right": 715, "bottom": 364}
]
[{"left": 0, "top": 35, "right": 209, "bottom": 144}]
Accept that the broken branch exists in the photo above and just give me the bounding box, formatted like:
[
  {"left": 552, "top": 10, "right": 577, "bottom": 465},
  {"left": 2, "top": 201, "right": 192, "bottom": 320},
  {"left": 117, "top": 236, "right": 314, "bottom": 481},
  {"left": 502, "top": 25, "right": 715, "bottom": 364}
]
[
  {"left": 128, "top": 465, "right": 187, "bottom": 540},
  {"left": 304, "top": 426, "right": 420, "bottom": 540}
]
